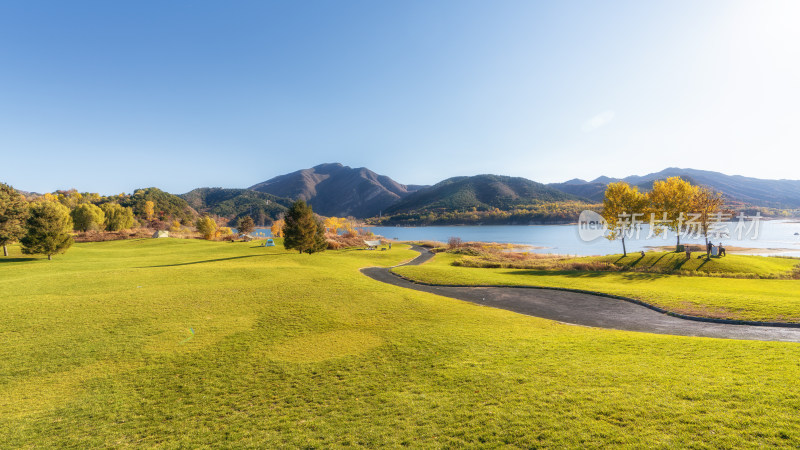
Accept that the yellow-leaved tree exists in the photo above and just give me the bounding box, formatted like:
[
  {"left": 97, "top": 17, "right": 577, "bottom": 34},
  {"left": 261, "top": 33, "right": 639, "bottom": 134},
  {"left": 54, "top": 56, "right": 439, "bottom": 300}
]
[
  {"left": 602, "top": 182, "right": 647, "bottom": 256},
  {"left": 647, "top": 177, "right": 698, "bottom": 248},
  {"left": 195, "top": 216, "right": 218, "bottom": 240},
  {"left": 270, "top": 219, "right": 285, "bottom": 237},
  {"left": 144, "top": 200, "right": 155, "bottom": 221},
  {"left": 692, "top": 187, "right": 725, "bottom": 259},
  {"left": 323, "top": 217, "right": 343, "bottom": 234}
]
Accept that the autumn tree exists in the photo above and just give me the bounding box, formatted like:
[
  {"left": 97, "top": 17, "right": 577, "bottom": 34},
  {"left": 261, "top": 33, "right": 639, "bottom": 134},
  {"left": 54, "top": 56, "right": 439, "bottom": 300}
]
[
  {"left": 21, "top": 201, "right": 74, "bottom": 260},
  {"left": 270, "top": 219, "right": 285, "bottom": 237},
  {"left": 647, "top": 177, "right": 697, "bottom": 248},
  {"left": 324, "top": 217, "right": 344, "bottom": 234},
  {"left": 144, "top": 200, "right": 155, "bottom": 221},
  {"left": 196, "top": 216, "right": 218, "bottom": 240},
  {"left": 692, "top": 187, "right": 725, "bottom": 259},
  {"left": 169, "top": 220, "right": 182, "bottom": 233},
  {"left": 282, "top": 200, "right": 326, "bottom": 254},
  {"left": 237, "top": 215, "right": 255, "bottom": 237},
  {"left": 602, "top": 182, "right": 647, "bottom": 256},
  {"left": 0, "top": 183, "right": 29, "bottom": 256},
  {"left": 323, "top": 216, "right": 356, "bottom": 235},
  {"left": 101, "top": 203, "right": 135, "bottom": 231},
  {"left": 71, "top": 203, "right": 106, "bottom": 232}
]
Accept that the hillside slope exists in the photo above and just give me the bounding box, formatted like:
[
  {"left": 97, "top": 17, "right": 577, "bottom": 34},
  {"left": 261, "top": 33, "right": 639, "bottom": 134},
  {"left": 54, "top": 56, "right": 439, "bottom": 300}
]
[
  {"left": 180, "top": 188, "right": 292, "bottom": 226},
  {"left": 249, "top": 163, "right": 424, "bottom": 218},
  {"left": 385, "top": 174, "right": 587, "bottom": 215}
]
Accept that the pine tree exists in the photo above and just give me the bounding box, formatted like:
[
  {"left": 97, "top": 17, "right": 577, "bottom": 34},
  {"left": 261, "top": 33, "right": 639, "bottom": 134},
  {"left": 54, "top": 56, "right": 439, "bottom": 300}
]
[
  {"left": 20, "top": 202, "right": 74, "bottom": 260},
  {"left": 282, "top": 200, "right": 326, "bottom": 254},
  {"left": 0, "top": 183, "right": 29, "bottom": 256}
]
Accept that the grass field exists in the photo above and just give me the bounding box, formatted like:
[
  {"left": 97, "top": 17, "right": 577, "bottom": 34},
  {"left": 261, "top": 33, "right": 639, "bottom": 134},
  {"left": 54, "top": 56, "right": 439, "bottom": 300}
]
[
  {"left": 587, "top": 252, "right": 799, "bottom": 277},
  {"left": 3, "top": 240, "right": 800, "bottom": 446},
  {"left": 395, "top": 251, "right": 800, "bottom": 323}
]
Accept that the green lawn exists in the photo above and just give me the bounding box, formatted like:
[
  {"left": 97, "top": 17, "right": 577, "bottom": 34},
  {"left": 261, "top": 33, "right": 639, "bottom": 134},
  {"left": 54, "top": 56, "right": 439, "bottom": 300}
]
[
  {"left": 586, "top": 251, "right": 799, "bottom": 277},
  {"left": 3, "top": 239, "right": 800, "bottom": 446},
  {"left": 395, "top": 252, "right": 800, "bottom": 322}
]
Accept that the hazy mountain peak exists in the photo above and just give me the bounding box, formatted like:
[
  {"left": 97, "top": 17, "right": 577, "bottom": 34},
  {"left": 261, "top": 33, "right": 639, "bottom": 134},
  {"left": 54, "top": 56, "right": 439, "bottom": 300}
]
[{"left": 249, "top": 163, "right": 425, "bottom": 217}]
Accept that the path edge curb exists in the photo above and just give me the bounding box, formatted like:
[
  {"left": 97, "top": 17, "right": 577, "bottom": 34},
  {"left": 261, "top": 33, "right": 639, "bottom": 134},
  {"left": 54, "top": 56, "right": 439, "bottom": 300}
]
[{"left": 383, "top": 247, "right": 800, "bottom": 329}]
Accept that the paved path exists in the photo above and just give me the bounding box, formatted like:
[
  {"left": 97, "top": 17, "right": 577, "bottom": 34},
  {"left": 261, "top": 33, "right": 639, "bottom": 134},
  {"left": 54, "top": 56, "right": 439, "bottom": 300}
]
[{"left": 361, "top": 246, "right": 800, "bottom": 343}]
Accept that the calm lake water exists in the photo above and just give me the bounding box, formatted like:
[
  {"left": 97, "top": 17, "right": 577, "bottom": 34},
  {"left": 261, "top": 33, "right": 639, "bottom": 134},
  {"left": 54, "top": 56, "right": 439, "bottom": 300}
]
[{"left": 255, "top": 220, "right": 800, "bottom": 256}]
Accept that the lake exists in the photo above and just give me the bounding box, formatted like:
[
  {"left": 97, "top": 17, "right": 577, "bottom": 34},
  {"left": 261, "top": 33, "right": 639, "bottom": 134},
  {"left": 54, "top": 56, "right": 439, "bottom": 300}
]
[{"left": 255, "top": 220, "right": 800, "bottom": 256}]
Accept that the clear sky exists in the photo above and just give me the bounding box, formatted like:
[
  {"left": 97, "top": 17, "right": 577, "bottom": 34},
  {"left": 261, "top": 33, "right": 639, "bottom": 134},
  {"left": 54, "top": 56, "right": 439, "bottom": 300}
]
[{"left": 1, "top": 0, "right": 799, "bottom": 194}]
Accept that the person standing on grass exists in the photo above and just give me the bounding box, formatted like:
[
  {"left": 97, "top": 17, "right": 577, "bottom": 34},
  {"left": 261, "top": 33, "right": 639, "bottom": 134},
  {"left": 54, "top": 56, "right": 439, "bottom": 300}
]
[{"left": 719, "top": 243, "right": 726, "bottom": 257}]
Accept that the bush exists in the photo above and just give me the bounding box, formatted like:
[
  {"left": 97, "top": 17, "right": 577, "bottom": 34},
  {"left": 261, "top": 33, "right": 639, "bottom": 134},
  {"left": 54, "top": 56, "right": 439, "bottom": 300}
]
[
  {"left": 101, "top": 203, "right": 135, "bottom": 231},
  {"left": 71, "top": 203, "right": 105, "bottom": 232},
  {"left": 196, "top": 216, "right": 218, "bottom": 240},
  {"left": 447, "top": 237, "right": 463, "bottom": 249}
]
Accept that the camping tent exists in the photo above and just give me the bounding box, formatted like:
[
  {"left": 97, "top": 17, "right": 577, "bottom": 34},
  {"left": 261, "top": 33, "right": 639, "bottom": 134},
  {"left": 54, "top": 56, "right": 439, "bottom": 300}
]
[
  {"left": 153, "top": 230, "right": 170, "bottom": 238},
  {"left": 364, "top": 239, "right": 382, "bottom": 250}
]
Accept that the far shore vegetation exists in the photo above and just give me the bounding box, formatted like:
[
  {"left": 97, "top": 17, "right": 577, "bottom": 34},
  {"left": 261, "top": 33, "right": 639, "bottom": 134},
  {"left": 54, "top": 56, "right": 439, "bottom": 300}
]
[{"left": 0, "top": 183, "right": 381, "bottom": 260}]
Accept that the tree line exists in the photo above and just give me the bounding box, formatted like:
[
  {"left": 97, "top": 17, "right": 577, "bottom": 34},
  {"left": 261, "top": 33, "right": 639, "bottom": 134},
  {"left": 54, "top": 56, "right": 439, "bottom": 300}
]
[
  {"left": 1, "top": 181, "right": 332, "bottom": 260},
  {"left": 0, "top": 183, "right": 140, "bottom": 259},
  {"left": 602, "top": 177, "right": 725, "bottom": 257}
]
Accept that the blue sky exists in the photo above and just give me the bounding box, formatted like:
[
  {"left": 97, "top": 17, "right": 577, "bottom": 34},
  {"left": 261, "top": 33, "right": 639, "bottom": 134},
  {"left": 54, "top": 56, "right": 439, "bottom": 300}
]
[{"left": 1, "top": 1, "right": 799, "bottom": 194}]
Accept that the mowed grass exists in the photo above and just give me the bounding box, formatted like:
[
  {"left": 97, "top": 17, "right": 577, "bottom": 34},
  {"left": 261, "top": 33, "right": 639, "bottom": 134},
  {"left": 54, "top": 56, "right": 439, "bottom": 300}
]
[
  {"left": 395, "top": 252, "right": 800, "bottom": 322},
  {"left": 587, "top": 251, "right": 799, "bottom": 277},
  {"left": 2, "top": 240, "right": 800, "bottom": 446}
]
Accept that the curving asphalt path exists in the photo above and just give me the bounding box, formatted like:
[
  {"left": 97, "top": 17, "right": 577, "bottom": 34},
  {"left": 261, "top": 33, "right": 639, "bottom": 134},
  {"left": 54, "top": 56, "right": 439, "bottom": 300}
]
[{"left": 361, "top": 246, "right": 800, "bottom": 343}]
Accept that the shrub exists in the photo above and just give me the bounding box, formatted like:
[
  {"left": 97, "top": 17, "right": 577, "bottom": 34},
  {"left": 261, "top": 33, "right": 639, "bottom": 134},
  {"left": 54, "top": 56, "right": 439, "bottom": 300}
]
[
  {"left": 447, "top": 237, "right": 463, "bottom": 249},
  {"left": 196, "top": 216, "right": 218, "bottom": 240},
  {"left": 101, "top": 203, "right": 135, "bottom": 231}
]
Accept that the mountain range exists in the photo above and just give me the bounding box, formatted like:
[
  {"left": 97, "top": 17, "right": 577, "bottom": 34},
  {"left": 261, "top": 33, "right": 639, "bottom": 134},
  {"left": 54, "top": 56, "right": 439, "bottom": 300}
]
[
  {"left": 248, "top": 163, "right": 425, "bottom": 218},
  {"left": 548, "top": 167, "right": 800, "bottom": 208},
  {"left": 385, "top": 174, "right": 582, "bottom": 215},
  {"left": 178, "top": 164, "right": 800, "bottom": 224}
]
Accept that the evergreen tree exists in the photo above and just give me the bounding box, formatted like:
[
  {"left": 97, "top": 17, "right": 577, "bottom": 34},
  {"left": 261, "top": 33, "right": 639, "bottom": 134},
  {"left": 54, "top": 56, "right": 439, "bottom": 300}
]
[
  {"left": 282, "top": 200, "right": 326, "bottom": 254},
  {"left": 21, "top": 202, "right": 74, "bottom": 260},
  {"left": 0, "top": 182, "right": 29, "bottom": 256},
  {"left": 71, "top": 203, "right": 106, "bottom": 232},
  {"left": 236, "top": 215, "right": 255, "bottom": 236}
]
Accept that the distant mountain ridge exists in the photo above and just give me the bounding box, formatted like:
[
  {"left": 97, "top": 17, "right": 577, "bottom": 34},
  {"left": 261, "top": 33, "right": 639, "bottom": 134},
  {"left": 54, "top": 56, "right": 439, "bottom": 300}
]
[
  {"left": 385, "top": 174, "right": 585, "bottom": 215},
  {"left": 248, "top": 163, "right": 425, "bottom": 218},
  {"left": 548, "top": 168, "right": 800, "bottom": 208}
]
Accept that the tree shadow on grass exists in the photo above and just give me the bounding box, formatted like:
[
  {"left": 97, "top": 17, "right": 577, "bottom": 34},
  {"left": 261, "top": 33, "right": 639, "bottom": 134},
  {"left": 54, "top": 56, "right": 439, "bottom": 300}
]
[
  {"left": 648, "top": 253, "right": 669, "bottom": 268},
  {"left": 0, "top": 257, "right": 38, "bottom": 263},
  {"left": 137, "top": 254, "right": 288, "bottom": 268}
]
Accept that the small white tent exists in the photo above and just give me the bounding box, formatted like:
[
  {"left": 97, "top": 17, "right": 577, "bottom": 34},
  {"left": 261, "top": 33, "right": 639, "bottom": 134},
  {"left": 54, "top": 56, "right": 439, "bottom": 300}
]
[{"left": 153, "top": 230, "right": 170, "bottom": 238}]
